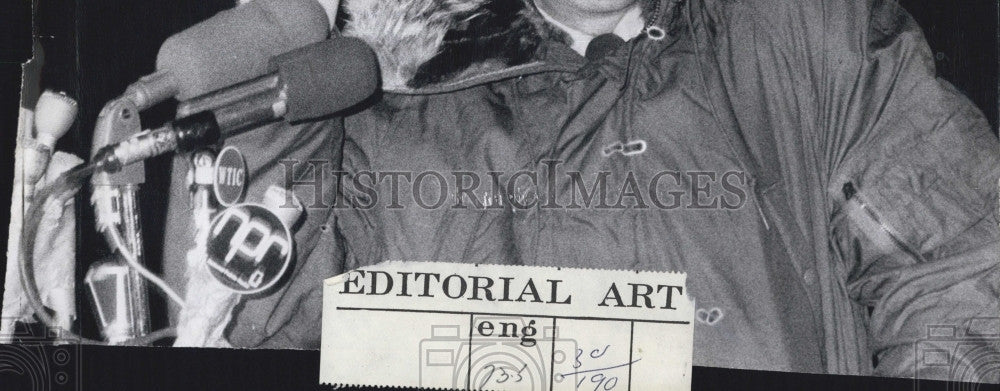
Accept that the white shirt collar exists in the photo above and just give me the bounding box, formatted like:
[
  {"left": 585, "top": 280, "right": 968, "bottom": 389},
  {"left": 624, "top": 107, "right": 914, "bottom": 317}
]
[{"left": 535, "top": 3, "right": 645, "bottom": 56}]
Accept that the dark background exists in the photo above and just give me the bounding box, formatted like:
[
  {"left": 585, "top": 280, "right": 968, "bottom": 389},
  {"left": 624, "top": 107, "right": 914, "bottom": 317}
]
[
  {"left": 1, "top": 0, "right": 997, "bottom": 390},
  {"left": 901, "top": 0, "right": 999, "bottom": 131}
]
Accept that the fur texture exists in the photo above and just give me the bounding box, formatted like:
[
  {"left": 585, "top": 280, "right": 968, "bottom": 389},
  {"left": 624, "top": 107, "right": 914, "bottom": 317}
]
[
  {"left": 342, "top": 0, "right": 492, "bottom": 88},
  {"left": 342, "top": 0, "right": 661, "bottom": 89}
]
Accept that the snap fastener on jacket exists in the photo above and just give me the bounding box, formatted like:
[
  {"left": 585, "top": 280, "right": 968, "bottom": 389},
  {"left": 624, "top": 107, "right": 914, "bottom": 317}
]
[
  {"left": 621, "top": 139, "right": 647, "bottom": 156},
  {"left": 602, "top": 141, "right": 624, "bottom": 157},
  {"left": 602, "top": 140, "right": 647, "bottom": 157},
  {"left": 645, "top": 25, "right": 666, "bottom": 40}
]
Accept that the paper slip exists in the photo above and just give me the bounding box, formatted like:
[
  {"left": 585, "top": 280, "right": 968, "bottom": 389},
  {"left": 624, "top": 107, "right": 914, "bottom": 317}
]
[{"left": 320, "top": 261, "right": 693, "bottom": 390}]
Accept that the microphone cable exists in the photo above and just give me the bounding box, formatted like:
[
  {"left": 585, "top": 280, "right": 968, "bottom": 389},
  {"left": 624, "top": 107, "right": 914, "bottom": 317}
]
[{"left": 19, "top": 162, "right": 179, "bottom": 345}]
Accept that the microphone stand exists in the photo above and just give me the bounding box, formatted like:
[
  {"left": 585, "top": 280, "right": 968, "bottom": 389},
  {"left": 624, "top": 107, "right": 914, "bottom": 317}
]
[{"left": 89, "top": 97, "right": 152, "bottom": 343}]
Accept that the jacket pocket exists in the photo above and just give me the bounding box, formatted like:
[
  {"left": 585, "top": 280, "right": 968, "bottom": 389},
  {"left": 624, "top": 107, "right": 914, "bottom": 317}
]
[{"left": 830, "top": 182, "right": 931, "bottom": 306}]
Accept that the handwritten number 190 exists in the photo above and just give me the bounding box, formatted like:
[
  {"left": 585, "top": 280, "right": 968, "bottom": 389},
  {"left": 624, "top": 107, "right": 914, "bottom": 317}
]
[{"left": 586, "top": 373, "right": 618, "bottom": 391}]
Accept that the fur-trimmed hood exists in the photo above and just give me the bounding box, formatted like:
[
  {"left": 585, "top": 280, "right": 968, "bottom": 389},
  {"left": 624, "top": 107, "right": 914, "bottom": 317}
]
[{"left": 341, "top": 0, "right": 662, "bottom": 90}]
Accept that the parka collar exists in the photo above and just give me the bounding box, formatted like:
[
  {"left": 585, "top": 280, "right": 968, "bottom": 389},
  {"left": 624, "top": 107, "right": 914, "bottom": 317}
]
[{"left": 342, "top": 0, "right": 675, "bottom": 92}]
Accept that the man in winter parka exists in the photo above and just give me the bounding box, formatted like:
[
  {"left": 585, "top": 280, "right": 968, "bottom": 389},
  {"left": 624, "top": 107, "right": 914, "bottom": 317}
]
[{"left": 165, "top": 0, "right": 999, "bottom": 381}]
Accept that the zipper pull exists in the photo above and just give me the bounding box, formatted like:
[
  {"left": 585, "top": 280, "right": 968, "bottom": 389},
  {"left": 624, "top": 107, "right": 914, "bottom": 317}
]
[
  {"left": 755, "top": 199, "right": 771, "bottom": 231},
  {"left": 749, "top": 176, "right": 771, "bottom": 230}
]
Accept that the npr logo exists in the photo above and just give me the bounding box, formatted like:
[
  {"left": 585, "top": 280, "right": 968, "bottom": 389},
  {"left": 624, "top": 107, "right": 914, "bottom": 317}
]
[{"left": 205, "top": 204, "right": 292, "bottom": 294}]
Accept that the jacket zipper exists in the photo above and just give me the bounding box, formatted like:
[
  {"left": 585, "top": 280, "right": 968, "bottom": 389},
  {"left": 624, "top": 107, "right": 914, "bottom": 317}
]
[
  {"left": 644, "top": 0, "right": 664, "bottom": 31},
  {"left": 620, "top": 0, "right": 667, "bottom": 92},
  {"left": 842, "top": 183, "right": 927, "bottom": 263}
]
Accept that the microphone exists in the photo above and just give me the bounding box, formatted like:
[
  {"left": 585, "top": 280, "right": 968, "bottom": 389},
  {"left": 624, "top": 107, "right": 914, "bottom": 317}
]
[
  {"left": 23, "top": 90, "right": 77, "bottom": 195},
  {"left": 122, "top": 0, "right": 330, "bottom": 110},
  {"left": 93, "top": 37, "right": 379, "bottom": 174},
  {"left": 82, "top": 0, "right": 330, "bottom": 344}
]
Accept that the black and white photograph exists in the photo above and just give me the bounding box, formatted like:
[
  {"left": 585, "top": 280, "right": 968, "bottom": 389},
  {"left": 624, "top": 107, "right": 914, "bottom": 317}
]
[{"left": 0, "top": 0, "right": 998, "bottom": 389}]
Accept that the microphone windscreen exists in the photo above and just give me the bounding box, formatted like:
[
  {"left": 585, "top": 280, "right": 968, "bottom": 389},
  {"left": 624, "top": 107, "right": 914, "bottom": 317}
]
[
  {"left": 585, "top": 33, "right": 625, "bottom": 61},
  {"left": 274, "top": 37, "right": 380, "bottom": 121},
  {"left": 33, "top": 90, "right": 78, "bottom": 147},
  {"left": 156, "top": 0, "right": 330, "bottom": 100}
]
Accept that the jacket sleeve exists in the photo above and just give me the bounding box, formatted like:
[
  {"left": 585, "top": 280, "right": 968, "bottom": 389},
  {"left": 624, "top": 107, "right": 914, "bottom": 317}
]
[{"left": 821, "top": 0, "right": 1000, "bottom": 381}]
